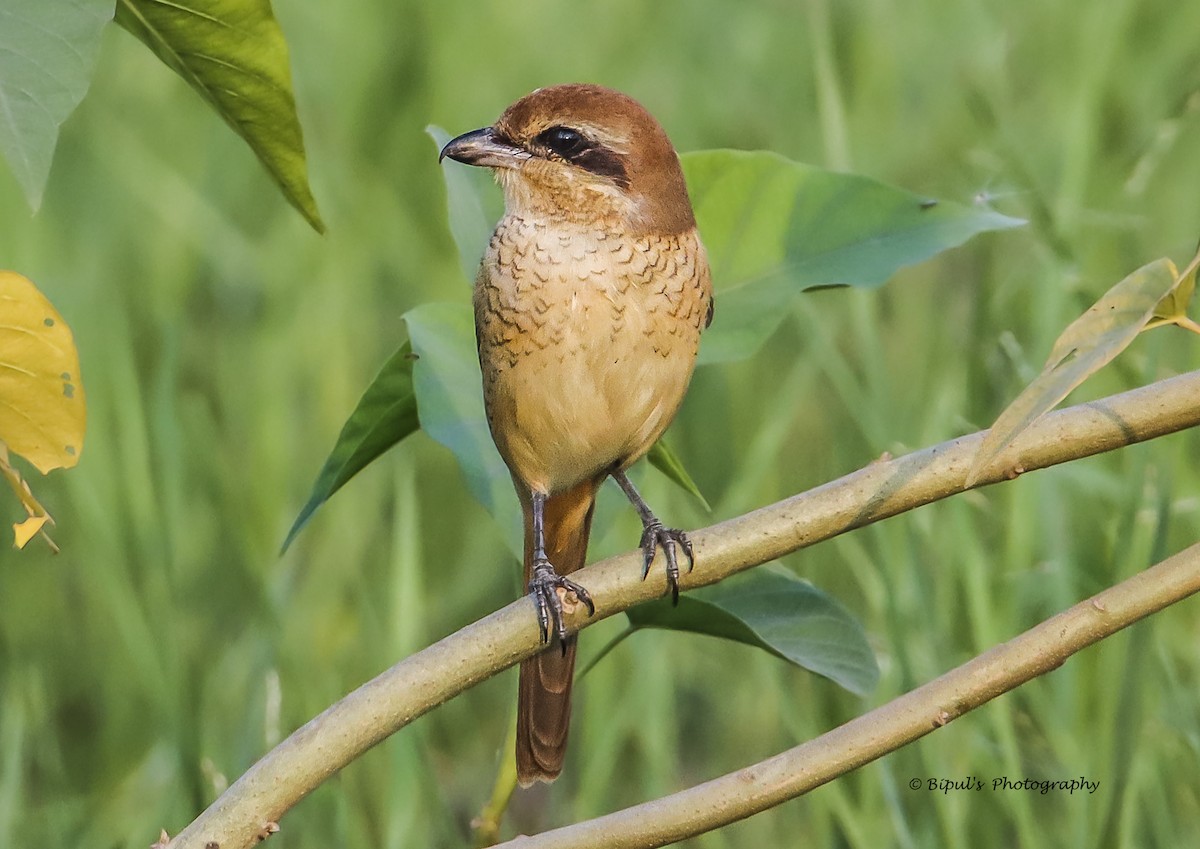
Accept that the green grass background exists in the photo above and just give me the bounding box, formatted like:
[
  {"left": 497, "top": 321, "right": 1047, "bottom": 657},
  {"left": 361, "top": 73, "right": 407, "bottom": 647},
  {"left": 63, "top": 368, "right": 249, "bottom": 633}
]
[{"left": 2, "top": 0, "right": 1199, "bottom": 846}]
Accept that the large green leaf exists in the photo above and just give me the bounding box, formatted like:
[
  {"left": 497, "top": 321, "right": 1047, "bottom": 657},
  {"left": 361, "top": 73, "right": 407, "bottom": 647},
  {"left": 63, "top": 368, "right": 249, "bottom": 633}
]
[
  {"left": 0, "top": 0, "right": 112, "bottom": 209},
  {"left": 626, "top": 565, "right": 879, "bottom": 696},
  {"left": 682, "top": 149, "right": 1025, "bottom": 363},
  {"left": 281, "top": 342, "right": 418, "bottom": 553},
  {"left": 115, "top": 0, "right": 324, "bottom": 232},
  {"left": 404, "top": 302, "right": 522, "bottom": 557}
]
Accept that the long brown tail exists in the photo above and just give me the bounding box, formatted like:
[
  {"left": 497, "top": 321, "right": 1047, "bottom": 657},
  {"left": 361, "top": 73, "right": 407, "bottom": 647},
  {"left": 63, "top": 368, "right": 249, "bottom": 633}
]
[{"left": 516, "top": 478, "right": 597, "bottom": 786}]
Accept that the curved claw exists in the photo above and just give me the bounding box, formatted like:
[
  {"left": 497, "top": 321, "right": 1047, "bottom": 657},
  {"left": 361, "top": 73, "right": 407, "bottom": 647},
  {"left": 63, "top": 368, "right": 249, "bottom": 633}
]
[
  {"left": 638, "top": 521, "right": 694, "bottom": 604},
  {"left": 529, "top": 558, "right": 595, "bottom": 647}
]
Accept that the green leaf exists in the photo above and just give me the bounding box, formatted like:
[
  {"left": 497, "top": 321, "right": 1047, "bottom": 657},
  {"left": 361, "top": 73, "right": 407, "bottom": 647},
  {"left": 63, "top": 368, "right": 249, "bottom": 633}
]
[
  {"left": 646, "top": 439, "right": 710, "bottom": 512},
  {"left": 0, "top": 0, "right": 111, "bottom": 209},
  {"left": 281, "top": 342, "right": 418, "bottom": 553},
  {"left": 428, "top": 125, "right": 503, "bottom": 282},
  {"left": 682, "top": 149, "right": 1025, "bottom": 363},
  {"left": 404, "top": 302, "right": 522, "bottom": 557},
  {"left": 115, "top": 0, "right": 324, "bottom": 232},
  {"left": 967, "top": 257, "right": 1187, "bottom": 485},
  {"left": 626, "top": 565, "right": 879, "bottom": 696}
]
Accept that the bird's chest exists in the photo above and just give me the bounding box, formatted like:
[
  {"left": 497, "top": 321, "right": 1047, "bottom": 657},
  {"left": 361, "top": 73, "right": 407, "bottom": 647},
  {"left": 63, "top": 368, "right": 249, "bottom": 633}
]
[
  {"left": 474, "top": 217, "right": 702, "bottom": 491},
  {"left": 476, "top": 218, "right": 667, "bottom": 363}
]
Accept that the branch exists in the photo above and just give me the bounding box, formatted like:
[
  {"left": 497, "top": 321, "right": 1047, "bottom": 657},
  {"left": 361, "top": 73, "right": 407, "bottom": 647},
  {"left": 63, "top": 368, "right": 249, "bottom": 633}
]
[
  {"left": 166, "top": 369, "right": 1200, "bottom": 849},
  {"left": 498, "top": 540, "right": 1200, "bottom": 848}
]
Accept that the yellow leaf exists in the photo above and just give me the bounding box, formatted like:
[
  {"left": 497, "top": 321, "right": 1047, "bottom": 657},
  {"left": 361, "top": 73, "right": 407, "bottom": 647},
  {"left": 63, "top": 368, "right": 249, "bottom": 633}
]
[
  {"left": 0, "top": 441, "right": 58, "bottom": 552},
  {"left": 0, "top": 271, "right": 86, "bottom": 473},
  {"left": 967, "top": 257, "right": 1186, "bottom": 485},
  {"left": 13, "top": 514, "right": 51, "bottom": 549}
]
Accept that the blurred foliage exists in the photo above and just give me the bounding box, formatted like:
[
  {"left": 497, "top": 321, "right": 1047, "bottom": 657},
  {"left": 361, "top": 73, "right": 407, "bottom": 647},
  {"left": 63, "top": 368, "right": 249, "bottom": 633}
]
[{"left": 1, "top": 1, "right": 1199, "bottom": 848}]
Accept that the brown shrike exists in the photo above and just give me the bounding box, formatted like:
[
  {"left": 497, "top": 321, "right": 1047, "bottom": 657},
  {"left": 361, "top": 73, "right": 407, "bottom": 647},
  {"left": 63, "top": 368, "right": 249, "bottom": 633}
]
[{"left": 440, "top": 84, "right": 712, "bottom": 785}]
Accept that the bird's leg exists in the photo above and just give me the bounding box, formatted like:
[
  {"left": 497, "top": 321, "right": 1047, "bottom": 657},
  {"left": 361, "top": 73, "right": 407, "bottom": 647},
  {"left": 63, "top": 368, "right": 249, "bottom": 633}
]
[
  {"left": 611, "top": 470, "right": 693, "bottom": 604},
  {"left": 528, "top": 490, "right": 595, "bottom": 646}
]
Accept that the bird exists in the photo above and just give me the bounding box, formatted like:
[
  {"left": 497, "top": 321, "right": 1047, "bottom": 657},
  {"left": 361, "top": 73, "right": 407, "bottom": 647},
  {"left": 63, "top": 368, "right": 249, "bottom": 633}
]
[{"left": 440, "top": 84, "right": 713, "bottom": 786}]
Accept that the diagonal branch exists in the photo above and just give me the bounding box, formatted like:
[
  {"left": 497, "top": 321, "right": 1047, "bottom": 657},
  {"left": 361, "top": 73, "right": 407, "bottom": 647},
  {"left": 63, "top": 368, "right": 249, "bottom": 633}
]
[
  {"left": 497, "top": 540, "right": 1200, "bottom": 848},
  {"left": 166, "top": 369, "right": 1200, "bottom": 849}
]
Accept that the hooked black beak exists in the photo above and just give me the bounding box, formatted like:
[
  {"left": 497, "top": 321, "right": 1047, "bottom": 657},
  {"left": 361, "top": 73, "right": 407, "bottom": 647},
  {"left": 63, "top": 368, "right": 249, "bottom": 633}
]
[{"left": 439, "top": 127, "right": 530, "bottom": 168}]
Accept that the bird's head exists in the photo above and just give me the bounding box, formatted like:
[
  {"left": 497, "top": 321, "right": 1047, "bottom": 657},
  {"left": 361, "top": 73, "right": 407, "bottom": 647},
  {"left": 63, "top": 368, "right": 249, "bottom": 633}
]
[{"left": 439, "top": 84, "right": 695, "bottom": 235}]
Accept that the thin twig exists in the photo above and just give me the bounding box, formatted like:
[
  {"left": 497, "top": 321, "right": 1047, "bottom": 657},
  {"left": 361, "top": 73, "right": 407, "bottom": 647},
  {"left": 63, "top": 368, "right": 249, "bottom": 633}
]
[{"left": 165, "top": 370, "right": 1200, "bottom": 849}]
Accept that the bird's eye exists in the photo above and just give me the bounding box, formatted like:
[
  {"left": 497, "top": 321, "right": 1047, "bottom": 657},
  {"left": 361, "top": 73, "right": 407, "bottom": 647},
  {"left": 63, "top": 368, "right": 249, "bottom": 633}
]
[{"left": 537, "top": 126, "right": 589, "bottom": 158}]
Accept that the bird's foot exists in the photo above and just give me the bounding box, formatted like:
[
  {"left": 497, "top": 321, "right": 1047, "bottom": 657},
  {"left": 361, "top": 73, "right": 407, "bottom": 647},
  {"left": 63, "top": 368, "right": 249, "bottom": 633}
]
[
  {"left": 529, "top": 558, "right": 595, "bottom": 647},
  {"left": 638, "top": 520, "right": 694, "bottom": 604}
]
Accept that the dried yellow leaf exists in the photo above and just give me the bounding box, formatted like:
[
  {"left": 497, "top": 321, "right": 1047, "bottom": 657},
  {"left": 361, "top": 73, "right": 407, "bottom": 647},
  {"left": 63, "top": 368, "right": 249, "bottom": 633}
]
[
  {"left": 0, "top": 441, "right": 58, "bottom": 551},
  {"left": 0, "top": 270, "right": 86, "bottom": 473},
  {"left": 13, "top": 514, "right": 51, "bottom": 549}
]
